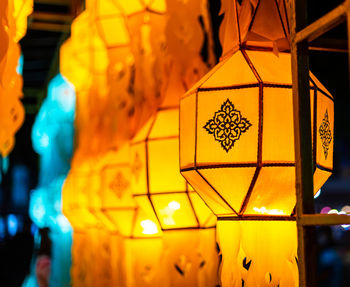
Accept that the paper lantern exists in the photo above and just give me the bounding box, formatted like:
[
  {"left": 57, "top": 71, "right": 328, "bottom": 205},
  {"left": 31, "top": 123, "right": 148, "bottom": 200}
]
[
  {"left": 63, "top": 162, "right": 102, "bottom": 231},
  {"left": 129, "top": 0, "right": 217, "bottom": 231},
  {"left": 97, "top": 145, "right": 170, "bottom": 287},
  {"left": 0, "top": 0, "right": 31, "bottom": 157},
  {"left": 129, "top": 68, "right": 220, "bottom": 287},
  {"left": 179, "top": 1, "right": 334, "bottom": 218},
  {"left": 100, "top": 144, "right": 161, "bottom": 237},
  {"left": 60, "top": 39, "right": 90, "bottom": 94},
  {"left": 130, "top": 97, "right": 216, "bottom": 230},
  {"left": 91, "top": 0, "right": 169, "bottom": 146},
  {"left": 0, "top": 40, "right": 24, "bottom": 157},
  {"left": 179, "top": 0, "right": 333, "bottom": 285},
  {"left": 12, "top": 0, "right": 33, "bottom": 42},
  {"left": 216, "top": 220, "right": 298, "bottom": 286}
]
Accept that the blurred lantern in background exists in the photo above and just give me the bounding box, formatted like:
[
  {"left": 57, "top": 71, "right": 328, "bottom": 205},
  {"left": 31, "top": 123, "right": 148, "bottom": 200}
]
[
  {"left": 99, "top": 144, "right": 167, "bottom": 287},
  {"left": 0, "top": 0, "right": 32, "bottom": 156},
  {"left": 91, "top": 0, "right": 169, "bottom": 147},
  {"left": 0, "top": 0, "right": 33, "bottom": 182},
  {"left": 128, "top": 0, "right": 220, "bottom": 286},
  {"left": 63, "top": 0, "right": 220, "bottom": 285},
  {"left": 179, "top": 0, "right": 334, "bottom": 285},
  {"left": 28, "top": 73, "right": 75, "bottom": 287}
]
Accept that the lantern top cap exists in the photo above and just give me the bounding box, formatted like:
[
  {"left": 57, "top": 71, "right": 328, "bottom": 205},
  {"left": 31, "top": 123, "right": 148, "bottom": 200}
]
[{"left": 219, "top": 0, "right": 290, "bottom": 58}]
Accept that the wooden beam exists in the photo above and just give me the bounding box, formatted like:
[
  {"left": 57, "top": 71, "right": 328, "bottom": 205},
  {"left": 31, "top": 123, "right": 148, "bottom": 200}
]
[
  {"left": 295, "top": 2, "right": 349, "bottom": 43},
  {"left": 289, "top": 0, "right": 317, "bottom": 286},
  {"left": 309, "top": 38, "right": 348, "bottom": 53},
  {"left": 300, "top": 214, "right": 350, "bottom": 226},
  {"left": 28, "top": 22, "right": 70, "bottom": 32},
  {"left": 34, "top": 0, "right": 70, "bottom": 5},
  {"left": 29, "top": 11, "right": 74, "bottom": 23},
  {"left": 347, "top": 10, "right": 350, "bottom": 81}
]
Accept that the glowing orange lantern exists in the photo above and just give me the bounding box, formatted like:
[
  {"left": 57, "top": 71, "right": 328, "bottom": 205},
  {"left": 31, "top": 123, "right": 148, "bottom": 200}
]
[
  {"left": 62, "top": 161, "right": 100, "bottom": 231},
  {"left": 179, "top": 0, "right": 334, "bottom": 218},
  {"left": 179, "top": 0, "right": 333, "bottom": 285},
  {"left": 91, "top": 0, "right": 169, "bottom": 146},
  {"left": 12, "top": 0, "right": 33, "bottom": 42},
  {"left": 130, "top": 97, "right": 216, "bottom": 230},
  {"left": 98, "top": 145, "right": 169, "bottom": 287},
  {"left": 100, "top": 144, "right": 161, "bottom": 237},
  {"left": 0, "top": 0, "right": 30, "bottom": 156}
]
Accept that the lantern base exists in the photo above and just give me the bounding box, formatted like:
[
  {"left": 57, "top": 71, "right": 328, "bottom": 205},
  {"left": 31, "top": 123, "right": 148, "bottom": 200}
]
[{"left": 217, "top": 220, "right": 298, "bottom": 287}]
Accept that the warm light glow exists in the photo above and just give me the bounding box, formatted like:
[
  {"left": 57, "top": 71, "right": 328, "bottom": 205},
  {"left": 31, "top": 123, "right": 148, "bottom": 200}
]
[
  {"left": 253, "top": 206, "right": 286, "bottom": 215},
  {"left": 328, "top": 209, "right": 338, "bottom": 215},
  {"left": 314, "top": 189, "right": 321, "bottom": 199},
  {"left": 57, "top": 214, "right": 72, "bottom": 233},
  {"left": 168, "top": 200, "right": 181, "bottom": 211},
  {"left": 140, "top": 219, "right": 158, "bottom": 235},
  {"left": 326, "top": 208, "right": 350, "bottom": 230},
  {"left": 341, "top": 205, "right": 350, "bottom": 213},
  {"left": 320, "top": 206, "right": 331, "bottom": 214},
  {"left": 7, "top": 214, "right": 18, "bottom": 236}
]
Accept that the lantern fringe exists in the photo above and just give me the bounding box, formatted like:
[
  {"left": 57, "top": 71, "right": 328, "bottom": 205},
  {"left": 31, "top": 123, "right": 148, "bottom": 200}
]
[{"left": 217, "top": 220, "right": 298, "bottom": 287}]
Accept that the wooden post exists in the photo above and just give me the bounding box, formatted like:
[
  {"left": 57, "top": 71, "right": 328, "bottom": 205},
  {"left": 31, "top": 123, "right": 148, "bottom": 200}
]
[{"left": 288, "top": 0, "right": 317, "bottom": 286}]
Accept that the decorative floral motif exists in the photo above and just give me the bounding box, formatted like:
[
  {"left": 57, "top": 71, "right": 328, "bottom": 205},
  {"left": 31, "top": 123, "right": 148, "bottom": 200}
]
[
  {"left": 319, "top": 110, "right": 332, "bottom": 159},
  {"left": 204, "top": 99, "right": 251, "bottom": 152},
  {"left": 109, "top": 172, "right": 130, "bottom": 198},
  {"left": 131, "top": 152, "right": 142, "bottom": 181}
]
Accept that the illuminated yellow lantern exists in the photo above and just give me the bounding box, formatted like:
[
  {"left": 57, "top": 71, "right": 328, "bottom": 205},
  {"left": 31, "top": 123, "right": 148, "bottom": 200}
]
[
  {"left": 179, "top": 0, "right": 333, "bottom": 285},
  {"left": 0, "top": 0, "right": 29, "bottom": 156},
  {"left": 179, "top": 0, "right": 333, "bottom": 218},
  {"left": 62, "top": 161, "right": 99, "bottom": 231},
  {"left": 12, "top": 0, "right": 33, "bottom": 42},
  {"left": 128, "top": 0, "right": 220, "bottom": 284},
  {"left": 60, "top": 38, "right": 91, "bottom": 94},
  {"left": 97, "top": 143, "right": 170, "bottom": 287},
  {"left": 130, "top": 98, "right": 216, "bottom": 230},
  {"left": 0, "top": 1, "right": 9, "bottom": 79},
  {"left": 92, "top": 0, "right": 169, "bottom": 146}
]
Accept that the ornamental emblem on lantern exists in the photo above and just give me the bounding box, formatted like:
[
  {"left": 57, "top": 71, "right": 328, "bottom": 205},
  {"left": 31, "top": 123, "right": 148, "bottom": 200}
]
[
  {"left": 204, "top": 99, "right": 252, "bottom": 152},
  {"left": 109, "top": 172, "right": 130, "bottom": 198},
  {"left": 319, "top": 110, "right": 332, "bottom": 159}
]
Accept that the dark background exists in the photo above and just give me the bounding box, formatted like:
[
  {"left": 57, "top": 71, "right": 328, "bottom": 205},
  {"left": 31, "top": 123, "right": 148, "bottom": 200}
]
[{"left": 0, "top": 0, "right": 349, "bottom": 286}]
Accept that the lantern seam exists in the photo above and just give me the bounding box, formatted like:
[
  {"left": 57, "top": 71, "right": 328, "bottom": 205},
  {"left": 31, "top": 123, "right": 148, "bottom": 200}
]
[
  {"left": 130, "top": 207, "right": 139, "bottom": 237},
  {"left": 184, "top": 180, "right": 221, "bottom": 219},
  {"left": 239, "top": 166, "right": 261, "bottom": 215},
  {"left": 133, "top": 135, "right": 178, "bottom": 145},
  {"left": 160, "top": 226, "right": 216, "bottom": 232},
  {"left": 134, "top": 190, "right": 194, "bottom": 196},
  {"left": 186, "top": 182, "right": 201, "bottom": 227},
  {"left": 238, "top": 50, "right": 263, "bottom": 215},
  {"left": 144, "top": 137, "right": 162, "bottom": 228},
  {"left": 316, "top": 163, "right": 333, "bottom": 173},
  {"left": 316, "top": 87, "right": 334, "bottom": 101},
  {"left": 101, "top": 207, "right": 137, "bottom": 211},
  {"left": 217, "top": 215, "right": 296, "bottom": 221},
  {"left": 196, "top": 169, "right": 238, "bottom": 215},
  {"left": 194, "top": 91, "right": 199, "bottom": 169},
  {"left": 234, "top": 0, "right": 241, "bottom": 45},
  {"left": 241, "top": 45, "right": 290, "bottom": 53},
  {"left": 247, "top": 0, "right": 261, "bottom": 36},
  {"left": 274, "top": 0, "right": 289, "bottom": 40},
  {"left": 281, "top": 0, "right": 290, "bottom": 34},
  {"left": 313, "top": 88, "right": 317, "bottom": 172},
  {"left": 310, "top": 76, "right": 334, "bottom": 100},
  {"left": 198, "top": 83, "right": 260, "bottom": 92},
  {"left": 240, "top": 49, "right": 262, "bottom": 82},
  {"left": 180, "top": 162, "right": 295, "bottom": 172}
]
